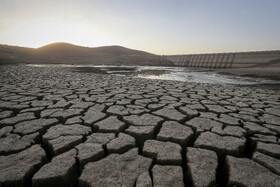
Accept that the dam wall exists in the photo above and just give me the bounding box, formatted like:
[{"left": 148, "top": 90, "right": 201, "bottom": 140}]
[{"left": 167, "top": 50, "right": 280, "bottom": 68}]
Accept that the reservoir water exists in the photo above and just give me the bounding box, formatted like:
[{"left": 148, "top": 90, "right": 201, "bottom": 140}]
[{"left": 28, "top": 64, "right": 280, "bottom": 86}]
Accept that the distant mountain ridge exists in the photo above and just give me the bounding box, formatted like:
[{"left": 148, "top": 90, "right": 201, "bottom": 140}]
[
  {"left": 0, "top": 42, "right": 165, "bottom": 65},
  {"left": 37, "top": 42, "right": 154, "bottom": 57}
]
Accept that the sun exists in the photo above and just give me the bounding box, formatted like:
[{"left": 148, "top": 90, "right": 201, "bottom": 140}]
[{"left": 2, "top": 18, "right": 106, "bottom": 48}]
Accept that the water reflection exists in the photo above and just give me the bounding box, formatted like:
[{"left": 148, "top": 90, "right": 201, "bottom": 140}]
[{"left": 27, "top": 64, "right": 280, "bottom": 86}]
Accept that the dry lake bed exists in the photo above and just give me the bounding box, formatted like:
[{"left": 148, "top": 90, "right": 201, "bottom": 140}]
[{"left": 0, "top": 65, "right": 280, "bottom": 186}]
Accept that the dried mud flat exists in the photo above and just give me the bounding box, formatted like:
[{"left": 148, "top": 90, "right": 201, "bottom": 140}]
[{"left": 0, "top": 65, "right": 280, "bottom": 187}]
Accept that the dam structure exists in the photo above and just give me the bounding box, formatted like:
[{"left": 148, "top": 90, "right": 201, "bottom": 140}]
[{"left": 167, "top": 50, "right": 280, "bottom": 68}]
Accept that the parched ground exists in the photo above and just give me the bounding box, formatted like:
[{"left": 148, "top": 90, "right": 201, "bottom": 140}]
[{"left": 0, "top": 65, "right": 280, "bottom": 187}]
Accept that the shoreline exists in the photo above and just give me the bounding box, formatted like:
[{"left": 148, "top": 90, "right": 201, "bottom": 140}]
[
  {"left": 212, "top": 67, "right": 280, "bottom": 81},
  {"left": 2, "top": 63, "right": 280, "bottom": 89}
]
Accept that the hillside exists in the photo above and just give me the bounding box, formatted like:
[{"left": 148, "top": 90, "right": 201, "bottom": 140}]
[
  {"left": 0, "top": 42, "right": 170, "bottom": 65},
  {"left": 37, "top": 42, "right": 154, "bottom": 57}
]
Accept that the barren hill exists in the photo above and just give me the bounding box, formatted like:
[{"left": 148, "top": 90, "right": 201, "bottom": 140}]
[
  {"left": 37, "top": 42, "right": 154, "bottom": 57},
  {"left": 0, "top": 42, "right": 171, "bottom": 66}
]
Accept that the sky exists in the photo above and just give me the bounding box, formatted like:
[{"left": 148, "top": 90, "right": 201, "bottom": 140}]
[{"left": 0, "top": 0, "right": 280, "bottom": 55}]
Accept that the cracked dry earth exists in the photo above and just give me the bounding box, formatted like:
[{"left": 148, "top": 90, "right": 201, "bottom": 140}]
[{"left": 0, "top": 65, "right": 280, "bottom": 187}]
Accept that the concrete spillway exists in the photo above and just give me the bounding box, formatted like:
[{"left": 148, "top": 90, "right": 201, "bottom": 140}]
[{"left": 167, "top": 50, "right": 280, "bottom": 68}]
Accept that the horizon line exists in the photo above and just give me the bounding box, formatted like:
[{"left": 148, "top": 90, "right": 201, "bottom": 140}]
[{"left": 1, "top": 42, "right": 280, "bottom": 56}]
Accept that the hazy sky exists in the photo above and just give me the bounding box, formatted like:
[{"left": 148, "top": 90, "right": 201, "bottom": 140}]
[{"left": 0, "top": 0, "right": 280, "bottom": 54}]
